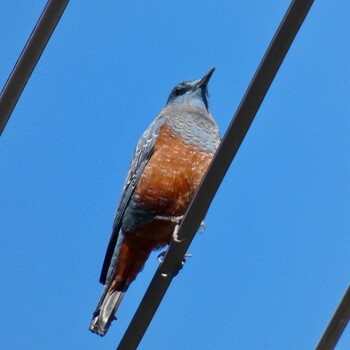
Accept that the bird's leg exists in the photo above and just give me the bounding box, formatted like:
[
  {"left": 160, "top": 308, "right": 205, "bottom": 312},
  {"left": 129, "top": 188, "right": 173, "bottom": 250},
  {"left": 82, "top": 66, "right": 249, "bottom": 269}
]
[
  {"left": 199, "top": 220, "right": 206, "bottom": 234},
  {"left": 154, "top": 216, "right": 206, "bottom": 241},
  {"left": 172, "top": 222, "right": 183, "bottom": 243},
  {"left": 154, "top": 215, "right": 184, "bottom": 224},
  {"left": 154, "top": 215, "right": 184, "bottom": 243}
]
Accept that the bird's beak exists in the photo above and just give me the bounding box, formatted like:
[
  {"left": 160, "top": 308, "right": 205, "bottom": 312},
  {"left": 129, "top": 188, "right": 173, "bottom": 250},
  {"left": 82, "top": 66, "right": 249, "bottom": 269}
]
[{"left": 195, "top": 67, "right": 215, "bottom": 89}]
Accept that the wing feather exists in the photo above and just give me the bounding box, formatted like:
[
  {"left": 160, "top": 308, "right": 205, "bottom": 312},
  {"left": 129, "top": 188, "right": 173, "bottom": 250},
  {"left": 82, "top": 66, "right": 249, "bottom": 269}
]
[{"left": 99, "top": 114, "right": 166, "bottom": 284}]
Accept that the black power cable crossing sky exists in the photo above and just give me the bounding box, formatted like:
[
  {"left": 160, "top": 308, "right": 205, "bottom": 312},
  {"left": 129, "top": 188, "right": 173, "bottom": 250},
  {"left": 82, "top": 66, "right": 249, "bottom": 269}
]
[
  {"left": 316, "top": 285, "right": 350, "bottom": 350},
  {"left": 0, "top": 0, "right": 69, "bottom": 135}
]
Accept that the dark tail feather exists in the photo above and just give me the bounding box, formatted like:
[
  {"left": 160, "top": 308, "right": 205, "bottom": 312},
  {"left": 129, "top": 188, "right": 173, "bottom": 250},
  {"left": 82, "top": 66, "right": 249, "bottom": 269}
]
[
  {"left": 89, "top": 286, "right": 125, "bottom": 336},
  {"left": 90, "top": 230, "right": 126, "bottom": 336}
]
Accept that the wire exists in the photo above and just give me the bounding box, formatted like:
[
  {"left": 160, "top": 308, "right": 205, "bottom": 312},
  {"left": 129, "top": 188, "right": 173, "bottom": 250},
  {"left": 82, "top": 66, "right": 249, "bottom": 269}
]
[
  {"left": 0, "top": 0, "right": 69, "bottom": 135},
  {"left": 116, "top": 1, "right": 315, "bottom": 349},
  {"left": 316, "top": 285, "right": 350, "bottom": 350}
]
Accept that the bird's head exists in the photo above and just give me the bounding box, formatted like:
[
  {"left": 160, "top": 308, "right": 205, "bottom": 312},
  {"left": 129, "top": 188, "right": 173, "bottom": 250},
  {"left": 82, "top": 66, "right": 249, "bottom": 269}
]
[{"left": 166, "top": 68, "right": 215, "bottom": 111}]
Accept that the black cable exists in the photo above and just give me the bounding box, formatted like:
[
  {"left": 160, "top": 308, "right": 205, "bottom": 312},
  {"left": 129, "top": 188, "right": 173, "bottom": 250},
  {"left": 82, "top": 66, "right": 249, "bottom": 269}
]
[
  {"left": 117, "top": 1, "right": 315, "bottom": 349},
  {"left": 0, "top": 0, "right": 69, "bottom": 135},
  {"left": 316, "top": 285, "right": 350, "bottom": 350}
]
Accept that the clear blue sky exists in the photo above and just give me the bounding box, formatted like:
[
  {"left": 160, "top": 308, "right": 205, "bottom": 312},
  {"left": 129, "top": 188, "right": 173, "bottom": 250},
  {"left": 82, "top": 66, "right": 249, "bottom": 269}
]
[{"left": 1, "top": 1, "right": 350, "bottom": 349}]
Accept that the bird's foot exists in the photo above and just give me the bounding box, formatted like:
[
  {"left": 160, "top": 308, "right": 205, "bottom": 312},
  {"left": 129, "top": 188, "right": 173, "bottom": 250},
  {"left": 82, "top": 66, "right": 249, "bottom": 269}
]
[
  {"left": 172, "top": 222, "right": 184, "bottom": 243},
  {"left": 199, "top": 220, "right": 206, "bottom": 234},
  {"left": 154, "top": 215, "right": 184, "bottom": 224},
  {"left": 154, "top": 215, "right": 185, "bottom": 242},
  {"left": 157, "top": 251, "right": 166, "bottom": 263},
  {"left": 157, "top": 251, "right": 192, "bottom": 278},
  {"left": 183, "top": 253, "right": 192, "bottom": 261}
]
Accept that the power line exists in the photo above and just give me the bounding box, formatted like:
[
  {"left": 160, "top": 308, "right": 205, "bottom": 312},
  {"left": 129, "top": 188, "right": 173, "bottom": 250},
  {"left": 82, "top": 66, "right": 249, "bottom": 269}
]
[
  {"left": 116, "top": 1, "right": 315, "bottom": 349},
  {"left": 0, "top": 0, "right": 69, "bottom": 135},
  {"left": 316, "top": 285, "right": 350, "bottom": 350}
]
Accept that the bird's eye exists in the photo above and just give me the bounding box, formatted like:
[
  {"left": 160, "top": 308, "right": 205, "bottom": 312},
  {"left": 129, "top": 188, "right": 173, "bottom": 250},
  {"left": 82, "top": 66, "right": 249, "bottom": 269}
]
[{"left": 173, "top": 87, "right": 183, "bottom": 97}]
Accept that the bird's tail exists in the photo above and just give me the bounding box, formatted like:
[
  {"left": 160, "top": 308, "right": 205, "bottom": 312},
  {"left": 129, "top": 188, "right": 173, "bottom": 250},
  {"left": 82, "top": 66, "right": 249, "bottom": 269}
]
[{"left": 89, "top": 287, "right": 125, "bottom": 336}]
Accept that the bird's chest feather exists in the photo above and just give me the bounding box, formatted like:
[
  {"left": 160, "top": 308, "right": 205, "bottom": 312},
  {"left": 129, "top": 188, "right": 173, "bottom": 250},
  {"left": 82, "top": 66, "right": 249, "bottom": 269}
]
[{"left": 135, "top": 122, "right": 213, "bottom": 216}]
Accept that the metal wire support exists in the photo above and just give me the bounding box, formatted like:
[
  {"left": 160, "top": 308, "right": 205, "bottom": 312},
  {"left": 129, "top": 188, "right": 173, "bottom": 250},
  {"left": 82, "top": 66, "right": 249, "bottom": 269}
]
[
  {"left": 315, "top": 285, "right": 350, "bottom": 350},
  {"left": 117, "top": 1, "right": 314, "bottom": 349},
  {"left": 0, "top": 0, "right": 69, "bottom": 135}
]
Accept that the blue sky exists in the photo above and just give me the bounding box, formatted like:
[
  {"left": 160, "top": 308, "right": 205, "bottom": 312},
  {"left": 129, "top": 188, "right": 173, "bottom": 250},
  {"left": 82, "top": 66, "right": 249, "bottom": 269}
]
[{"left": 1, "top": 1, "right": 350, "bottom": 349}]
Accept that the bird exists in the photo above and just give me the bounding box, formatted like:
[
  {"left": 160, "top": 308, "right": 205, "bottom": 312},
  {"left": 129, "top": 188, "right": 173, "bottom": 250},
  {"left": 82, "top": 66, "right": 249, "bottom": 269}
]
[{"left": 89, "top": 68, "right": 221, "bottom": 336}]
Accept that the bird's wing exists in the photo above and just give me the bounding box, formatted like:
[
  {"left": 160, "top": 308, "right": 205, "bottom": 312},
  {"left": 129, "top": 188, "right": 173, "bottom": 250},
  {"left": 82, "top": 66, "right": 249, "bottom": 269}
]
[{"left": 99, "top": 114, "right": 166, "bottom": 284}]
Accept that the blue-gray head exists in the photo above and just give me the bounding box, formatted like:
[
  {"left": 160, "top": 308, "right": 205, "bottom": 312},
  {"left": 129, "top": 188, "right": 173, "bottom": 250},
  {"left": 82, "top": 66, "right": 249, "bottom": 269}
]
[{"left": 166, "top": 68, "right": 215, "bottom": 111}]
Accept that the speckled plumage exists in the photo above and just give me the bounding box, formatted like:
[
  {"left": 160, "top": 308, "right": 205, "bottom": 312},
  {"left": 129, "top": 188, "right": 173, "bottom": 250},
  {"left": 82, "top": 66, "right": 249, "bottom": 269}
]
[{"left": 90, "top": 68, "right": 221, "bottom": 336}]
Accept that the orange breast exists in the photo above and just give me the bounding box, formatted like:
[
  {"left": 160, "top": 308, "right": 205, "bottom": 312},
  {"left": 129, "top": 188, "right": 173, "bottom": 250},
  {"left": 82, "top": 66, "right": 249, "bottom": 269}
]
[
  {"left": 135, "top": 121, "right": 214, "bottom": 216},
  {"left": 111, "top": 122, "right": 214, "bottom": 292}
]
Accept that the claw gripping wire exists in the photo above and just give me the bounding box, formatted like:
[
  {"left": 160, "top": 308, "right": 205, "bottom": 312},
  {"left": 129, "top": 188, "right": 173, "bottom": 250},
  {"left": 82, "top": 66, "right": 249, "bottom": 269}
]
[{"left": 157, "top": 251, "right": 192, "bottom": 278}]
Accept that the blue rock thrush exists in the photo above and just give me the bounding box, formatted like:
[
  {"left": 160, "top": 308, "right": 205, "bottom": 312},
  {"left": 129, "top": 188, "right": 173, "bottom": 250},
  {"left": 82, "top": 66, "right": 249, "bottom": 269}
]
[{"left": 89, "top": 68, "right": 221, "bottom": 336}]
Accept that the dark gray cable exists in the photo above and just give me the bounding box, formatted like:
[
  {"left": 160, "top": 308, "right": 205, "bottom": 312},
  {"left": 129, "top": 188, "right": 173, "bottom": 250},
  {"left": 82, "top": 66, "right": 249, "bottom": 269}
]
[
  {"left": 0, "top": 0, "right": 69, "bottom": 135},
  {"left": 117, "top": 1, "right": 315, "bottom": 349},
  {"left": 316, "top": 285, "right": 350, "bottom": 350}
]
